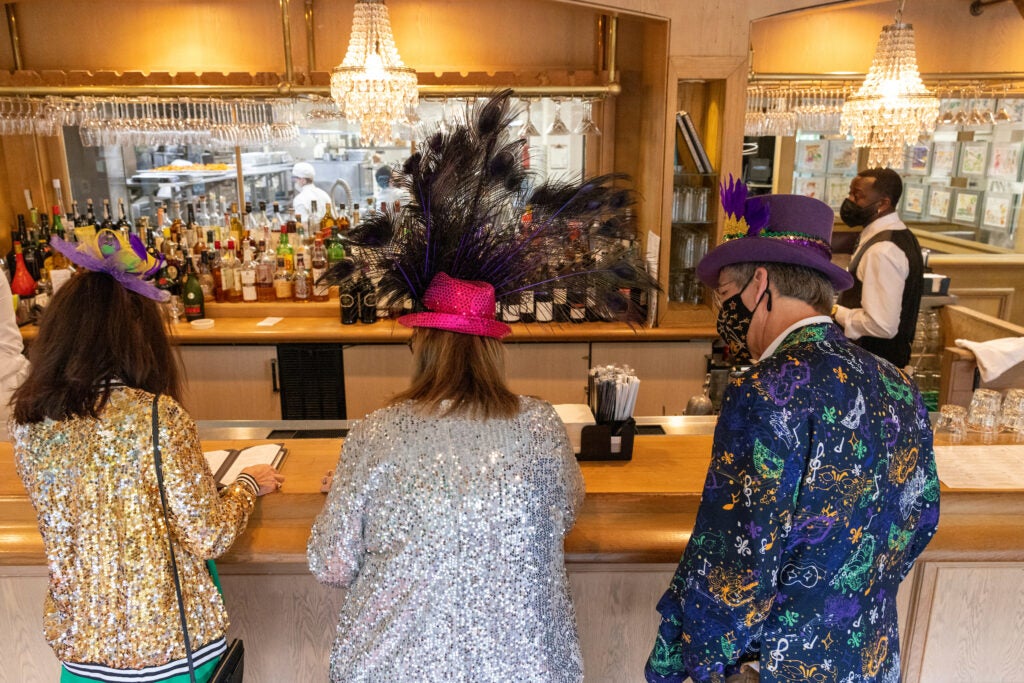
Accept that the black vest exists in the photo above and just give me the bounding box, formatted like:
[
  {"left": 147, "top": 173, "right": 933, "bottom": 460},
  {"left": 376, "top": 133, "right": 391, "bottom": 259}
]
[{"left": 837, "top": 228, "right": 923, "bottom": 368}]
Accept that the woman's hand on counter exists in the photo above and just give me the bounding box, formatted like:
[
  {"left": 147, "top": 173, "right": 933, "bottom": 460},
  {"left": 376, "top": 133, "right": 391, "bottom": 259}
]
[
  {"left": 242, "top": 464, "right": 285, "bottom": 495},
  {"left": 320, "top": 470, "right": 334, "bottom": 494}
]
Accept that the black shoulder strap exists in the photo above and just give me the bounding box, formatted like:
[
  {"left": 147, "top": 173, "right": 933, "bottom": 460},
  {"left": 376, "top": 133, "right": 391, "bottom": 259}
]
[
  {"left": 848, "top": 229, "right": 894, "bottom": 275},
  {"left": 152, "top": 394, "right": 197, "bottom": 683}
]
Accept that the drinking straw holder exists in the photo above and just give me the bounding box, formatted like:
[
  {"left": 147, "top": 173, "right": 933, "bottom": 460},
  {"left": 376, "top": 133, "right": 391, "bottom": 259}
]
[{"left": 577, "top": 417, "right": 636, "bottom": 461}]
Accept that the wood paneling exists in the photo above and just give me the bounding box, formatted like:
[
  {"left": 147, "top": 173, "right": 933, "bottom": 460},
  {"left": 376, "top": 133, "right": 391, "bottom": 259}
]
[
  {"left": 504, "top": 342, "right": 591, "bottom": 405},
  {"left": 177, "top": 345, "right": 281, "bottom": 420},
  {"left": 930, "top": 256, "right": 1024, "bottom": 326},
  {"left": 591, "top": 340, "right": 711, "bottom": 416},
  {"left": 342, "top": 343, "right": 414, "bottom": 420}
]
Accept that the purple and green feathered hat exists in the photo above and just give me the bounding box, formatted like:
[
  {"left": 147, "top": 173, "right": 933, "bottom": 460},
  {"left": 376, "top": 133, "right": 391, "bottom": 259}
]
[
  {"left": 51, "top": 229, "right": 169, "bottom": 302},
  {"left": 696, "top": 175, "right": 853, "bottom": 291}
]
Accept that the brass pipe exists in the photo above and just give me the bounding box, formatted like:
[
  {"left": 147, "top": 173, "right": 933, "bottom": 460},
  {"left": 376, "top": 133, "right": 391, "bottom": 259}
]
[
  {"left": 304, "top": 0, "right": 316, "bottom": 72},
  {"left": 596, "top": 15, "right": 606, "bottom": 72},
  {"left": 5, "top": 3, "right": 22, "bottom": 71},
  {"left": 280, "top": 0, "right": 294, "bottom": 84},
  {"left": 606, "top": 15, "right": 618, "bottom": 84}
]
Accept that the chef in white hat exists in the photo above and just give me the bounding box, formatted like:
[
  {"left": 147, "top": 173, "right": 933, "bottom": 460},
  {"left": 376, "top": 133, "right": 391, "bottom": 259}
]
[{"left": 292, "top": 161, "right": 333, "bottom": 223}]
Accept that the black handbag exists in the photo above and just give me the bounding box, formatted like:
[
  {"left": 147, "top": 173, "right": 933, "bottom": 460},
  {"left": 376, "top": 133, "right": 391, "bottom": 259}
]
[{"left": 152, "top": 394, "right": 245, "bottom": 683}]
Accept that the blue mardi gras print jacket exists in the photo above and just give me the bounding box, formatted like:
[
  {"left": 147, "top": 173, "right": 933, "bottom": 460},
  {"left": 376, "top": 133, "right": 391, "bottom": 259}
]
[{"left": 646, "top": 322, "right": 939, "bottom": 683}]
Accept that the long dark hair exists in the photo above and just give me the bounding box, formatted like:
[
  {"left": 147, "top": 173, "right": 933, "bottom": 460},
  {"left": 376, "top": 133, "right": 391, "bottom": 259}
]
[{"left": 12, "top": 271, "right": 182, "bottom": 423}]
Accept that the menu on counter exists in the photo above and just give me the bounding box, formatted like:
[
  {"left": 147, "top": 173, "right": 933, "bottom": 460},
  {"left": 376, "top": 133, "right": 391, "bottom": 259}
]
[
  {"left": 934, "top": 444, "right": 1024, "bottom": 489},
  {"left": 204, "top": 443, "right": 287, "bottom": 489}
]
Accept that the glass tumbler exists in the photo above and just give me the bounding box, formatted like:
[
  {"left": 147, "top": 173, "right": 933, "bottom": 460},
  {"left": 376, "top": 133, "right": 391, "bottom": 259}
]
[
  {"left": 999, "top": 389, "right": 1024, "bottom": 432},
  {"left": 966, "top": 388, "right": 1002, "bottom": 434},
  {"left": 935, "top": 404, "right": 967, "bottom": 439}
]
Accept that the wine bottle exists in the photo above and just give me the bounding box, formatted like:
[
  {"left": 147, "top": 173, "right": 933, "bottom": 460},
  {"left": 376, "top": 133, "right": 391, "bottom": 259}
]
[
  {"left": 310, "top": 239, "right": 329, "bottom": 302},
  {"left": 116, "top": 199, "right": 132, "bottom": 233},
  {"left": 359, "top": 275, "right": 377, "bottom": 324},
  {"left": 84, "top": 199, "right": 97, "bottom": 230},
  {"left": 182, "top": 256, "right": 205, "bottom": 321},
  {"left": 339, "top": 275, "right": 359, "bottom": 324}
]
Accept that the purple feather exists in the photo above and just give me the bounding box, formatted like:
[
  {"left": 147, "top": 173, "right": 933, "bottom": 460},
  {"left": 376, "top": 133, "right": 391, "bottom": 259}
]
[
  {"left": 719, "top": 174, "right": 748, "bottom": 219},
  {"left": 744, "top": 196, "right": 771, "bottom": 237}
]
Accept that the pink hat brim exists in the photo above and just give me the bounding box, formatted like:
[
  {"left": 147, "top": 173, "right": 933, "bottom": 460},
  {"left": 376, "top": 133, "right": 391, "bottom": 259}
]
[{"left": 398, "top": 311, "right": 512, "bottom": 339}]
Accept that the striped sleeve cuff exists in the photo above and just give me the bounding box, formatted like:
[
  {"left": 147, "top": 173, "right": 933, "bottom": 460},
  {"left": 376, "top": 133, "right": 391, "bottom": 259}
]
[{"left": 235, "top": 473, "right": 260, "bottom": 497}]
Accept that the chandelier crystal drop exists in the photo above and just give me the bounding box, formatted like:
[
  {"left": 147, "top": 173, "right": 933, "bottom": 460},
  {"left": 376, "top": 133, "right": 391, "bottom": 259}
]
[
  {"left": 841, "top": 17, "right": 938, "bottom": 169},
  {"left": 331, "top": 0, "right": 418, "bottom": 146}
]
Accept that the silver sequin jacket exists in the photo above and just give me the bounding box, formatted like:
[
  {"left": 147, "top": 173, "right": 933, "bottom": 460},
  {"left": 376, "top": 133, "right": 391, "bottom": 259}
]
[{"left": 308, "top": 397, "right": 586, "bottom": 682}]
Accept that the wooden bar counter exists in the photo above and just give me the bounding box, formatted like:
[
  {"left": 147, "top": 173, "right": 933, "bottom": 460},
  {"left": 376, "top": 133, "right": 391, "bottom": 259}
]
[{"left": 3, "top": 431, "right": 1023, "bottom": 682}]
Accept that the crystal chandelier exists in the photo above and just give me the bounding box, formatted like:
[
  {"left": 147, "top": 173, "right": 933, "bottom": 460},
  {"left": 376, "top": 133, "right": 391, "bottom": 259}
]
[
  {"left": 840, "top": 0, "right": 938, "bottom": 169},
  {"left": 331, "top": 0, "right": 418, "bottom": 146}
]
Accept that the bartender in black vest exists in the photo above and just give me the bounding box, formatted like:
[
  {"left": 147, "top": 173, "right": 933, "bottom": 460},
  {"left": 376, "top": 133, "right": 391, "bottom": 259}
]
[{"left": 833, "top": 168, "right": 924, "bottom": 368}]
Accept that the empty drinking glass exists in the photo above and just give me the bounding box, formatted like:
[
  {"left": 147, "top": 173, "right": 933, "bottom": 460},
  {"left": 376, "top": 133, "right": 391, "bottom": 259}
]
[
  {"left": 967, "top": 388, "right": 1002, "bottom": 434},
  {"left": 999, "top": 389, "right": 1024, "bottom": 432},
  {"left": 935, "top": 404, "right": 967, "bottom": 440}
]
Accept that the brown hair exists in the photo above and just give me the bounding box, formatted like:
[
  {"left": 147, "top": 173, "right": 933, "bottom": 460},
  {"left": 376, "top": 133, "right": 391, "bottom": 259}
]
[
  {"left": 12, "top": 271, "right": 182, "bottom": 423},
  {"left": 390, "top": 327, "right": 519, "bottom": 420}
]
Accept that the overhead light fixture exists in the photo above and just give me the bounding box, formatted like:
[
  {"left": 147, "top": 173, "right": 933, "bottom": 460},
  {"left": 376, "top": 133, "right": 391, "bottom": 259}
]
[
  {"left": 331, "top": 0, "right": 418, "bottom": 146},
  {"left": 841, "top": 0, "right": 938, "bottom": 168}
]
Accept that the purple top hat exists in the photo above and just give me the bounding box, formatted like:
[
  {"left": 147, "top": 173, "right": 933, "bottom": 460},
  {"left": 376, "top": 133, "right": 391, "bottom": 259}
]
[
  {"left": 398, "top": 272, "right": 512, "bottom": 340},
  {"left": 696, "top": 187, "right": 853, "bottom": 292}
]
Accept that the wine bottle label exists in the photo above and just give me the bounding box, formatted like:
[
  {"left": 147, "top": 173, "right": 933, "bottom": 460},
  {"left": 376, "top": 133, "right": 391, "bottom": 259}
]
[
  {"left": 553, "top": 287, "right": 567, "bottom": 305},
  {"left": 242, "top": 284, "right": 257, "bottom": 301},
  {"left": 535, "top": 301, "right": 553, "bottom": 322},
  {"left": 312, "top": 267, "right": 328, "bottom": 296}
]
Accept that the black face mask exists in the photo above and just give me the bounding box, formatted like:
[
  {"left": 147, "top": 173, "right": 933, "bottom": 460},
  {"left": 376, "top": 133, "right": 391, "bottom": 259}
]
[
  {"left": 839, "top": 198, "right": 880, "bottom": 228},
  {"left": 716, "top": 276, "right": 771, "bottom": 365}
]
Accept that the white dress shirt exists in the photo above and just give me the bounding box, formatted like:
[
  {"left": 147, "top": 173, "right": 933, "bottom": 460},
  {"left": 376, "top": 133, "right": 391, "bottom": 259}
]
[
  {"left": 0, "top": 274, "right": 31, "bottom": 439},
  {"left": 833, "top": 212, "right": 910, "bottom": 341}
]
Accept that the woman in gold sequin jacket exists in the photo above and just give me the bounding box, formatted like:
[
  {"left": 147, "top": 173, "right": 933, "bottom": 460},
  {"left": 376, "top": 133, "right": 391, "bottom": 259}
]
[{"left": 11, "top": 271, "right": 282, "bottom": 683}]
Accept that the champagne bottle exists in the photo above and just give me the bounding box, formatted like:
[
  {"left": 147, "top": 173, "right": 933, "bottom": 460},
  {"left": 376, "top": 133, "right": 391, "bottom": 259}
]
[
  {"left": 116, "top": 199, "right": 132, "bottom": 233},
  {"left": 339, "top": 273, "right": 359, "bottom": 324},
  {"left": 84, "top": 199, "right": 97, "bottom": 230},
  {"left": 359, "top": 274, "right": 377, "bottom": 324},
  {"left": 182, "top": 256, "right": 205, "bottom": 321}
]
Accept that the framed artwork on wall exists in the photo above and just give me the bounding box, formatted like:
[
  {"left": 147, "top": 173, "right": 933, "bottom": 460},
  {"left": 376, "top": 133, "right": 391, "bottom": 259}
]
[
  {"left": 904, "top": 143, "right": 931, "bottom": 175},
  {"left": 927, "top": 186, "right": 953, "bottom": 221},
  {"left": 901, "top": 183, "right": 927, "bottom": 219},
  {"left": 793, "top": 175, "right": 826, "bottom": 200},
  {"left": 827, "top": 139, "right": 858, "bottom": 174},
  {"left": 825, "top": 175, "right": 849, "bottom": 211},
  {"left": 930, "top": 141, "right": 957, "bottom": 178},
  {"left": 795, "top": 140, "right": 828, "bottom": 174},
  {"left": 987, "top": 142, "right": 1022, "bottom": 180},
  {"left": 958, "top": 141, "right": 989, "bottom": 177},
  {"left": 981, "top": 193, "right": 1017, "bottom": 232},
  {"left": 952, "top": 188, "right": 983, "bottom": 227}
]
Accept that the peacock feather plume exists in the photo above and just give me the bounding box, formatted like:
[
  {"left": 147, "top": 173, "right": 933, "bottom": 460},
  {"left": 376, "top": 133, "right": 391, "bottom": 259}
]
[{"left": 320, "top": 89, "right": 658, "bottom": 323}]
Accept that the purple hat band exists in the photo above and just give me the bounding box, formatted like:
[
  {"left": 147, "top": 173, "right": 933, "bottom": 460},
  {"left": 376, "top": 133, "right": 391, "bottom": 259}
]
[
  {"left": 398, "top": 272, "right": 512, "bottom": 339},
  {"left": 697, "top": 193, "right": 854, "bottom": 292}
]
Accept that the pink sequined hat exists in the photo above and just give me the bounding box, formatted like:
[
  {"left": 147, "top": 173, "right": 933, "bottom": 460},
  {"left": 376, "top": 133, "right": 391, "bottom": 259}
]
[{"left": 398, "top": 272, "right": 512, "bottom": 339}]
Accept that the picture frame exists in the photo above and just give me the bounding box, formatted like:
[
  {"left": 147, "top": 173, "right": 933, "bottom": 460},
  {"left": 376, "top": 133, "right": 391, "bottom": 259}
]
[
  {"left": 986, "top": 142, "right": 1022, "bottom": 180},
  {"left": 793, "top": 175, "right": 826, "bottom": 200},
  {"left": 825, "top": 175, "right": 849, "bottom": 211},
  {"left": 927, "top": 186, "right": 953, "bottom": 221},
  {"left": 901, "top": 183, "right": 927, "bottom": 219},
  {"left": 827, "top": 139, "right": 858, "bottom": 174},
  {"left": 795, "top": 140, "right": 828, "bottom": 174},
  {"left": 930, "top": 141, "right": 957, "bottom": 178},
  {"left": 952, "top": 188, "right": 983, "bottom": 227},
  {"left": 958, "top": 141, "right": 989, "bottom": 177},
  {"left": 981, "top": 193, "right": 1017, "bottom": 232},
  {"left": 904, "top": 143, "right": 931, "bottom": 175}
]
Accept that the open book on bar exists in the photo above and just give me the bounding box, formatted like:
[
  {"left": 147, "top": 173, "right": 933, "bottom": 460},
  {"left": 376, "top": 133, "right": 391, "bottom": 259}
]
[{"left": 203, "top": 443, "right": 287, "bottom": 489}]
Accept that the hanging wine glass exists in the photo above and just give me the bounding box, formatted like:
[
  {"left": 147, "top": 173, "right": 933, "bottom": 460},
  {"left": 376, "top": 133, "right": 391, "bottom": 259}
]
[
  {"left": 573, "top": 98, "right": 601, "bottom": 136},
  {"left": 518, "top": 98, "right": 540, "bottom": 139},
  {"left": 546, "top": 98, "right": 570, "bottom": 135}
]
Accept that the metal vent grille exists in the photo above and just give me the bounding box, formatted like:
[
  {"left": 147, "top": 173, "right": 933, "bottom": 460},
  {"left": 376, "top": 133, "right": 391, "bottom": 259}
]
[{"left": 277, "top": 344, "right": 346, "bottom": 420}]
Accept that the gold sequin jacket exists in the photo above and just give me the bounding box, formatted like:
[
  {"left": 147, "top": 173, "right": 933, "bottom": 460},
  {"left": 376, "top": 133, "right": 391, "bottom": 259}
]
[{"left": 12, "top": 388, "right": 257, "bottom": 669}]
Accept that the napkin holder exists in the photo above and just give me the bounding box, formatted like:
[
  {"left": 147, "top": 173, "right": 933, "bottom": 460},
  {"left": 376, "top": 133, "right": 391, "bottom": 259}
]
[{"left": 576, "top": 417, "right": 636, "bottom": 461}]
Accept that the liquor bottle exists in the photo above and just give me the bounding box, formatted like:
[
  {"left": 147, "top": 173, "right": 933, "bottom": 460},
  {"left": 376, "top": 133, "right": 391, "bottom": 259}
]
[
  {"left": 351, "top": 203, "right": 361, "bottom": 227},
  {"left": 229, "top": 203, "right": 244, "bottom": 245},
  {"left": 339, "top": 274, "right": 359, "bottom": 325},
  {"left": 181, "top": 256, "right": 205, "bottom": 321},
  {"left": 327, "top": 227, "right": 346, "bottom": 267},
  {"left": 293, "top": 253, "right": 312, "bottom": 302},
  {"left": 20, "top": 217, "right": 42, "bottom": 282},
  {"left": 568, "top": 277, "right": 587, "bottom": 324},
  {"left": 255, "top": 241, "right": 276, "bottom": 302},
  {"left": 534, "top": 286, "right": 554, "bottom": 323},
  {"left": 196, "top": 195, "right": 211, "bottom": 227},
  {"left": 519, "top": 288, "right": 536, "bottom": 323},
  {"left": 319, "top": 203, "right": 337, "bottom": 242},
  {"left": 500, "top": 292, "right": 521, "bottom": 323},
  {"left": 269, "top": 202, "right": 283, "bottom": 235},
  {"left": 37, "top": 214, "right": 54, "bottom": 277},
  {"left": 310, "top": 239, "right": 329, "bottom": 302},
  {"left": 69, "top": 200, "right": 81, "bottom": 230},
  {"left": 273, "top": 256, "right": 293, "bottom": 301},
  {"left": 10, "top": 241, "right": 37, "bottom": 297},
  {"left": 277, "top": 222, "right": 295, "bottom": 272},
  {"left": 337, "top": 204, "right": 351, "bottom": 235},
  {"left": 84, "top": 199, "right": 97, "bottom": 229},
  {"left": 359, "top": 274, "right": 377, "bottom": 324},
  {"left": 198, "top": 251, "right": 215, "bottom": 301},
  {"left": 114, "top": 198, "right": 131, "bottom": 234},
  {"left": 211, "top": 241, "right": 227, "bottom": 303},
  {"left": 227, "top": 246, "right": 243, "bottom": 303},
  {"left": 552, "top": 278, "right": 569, "bottom": 323},
  {"left": 240, "top": 245, "right": 258, "bottom": 302}
]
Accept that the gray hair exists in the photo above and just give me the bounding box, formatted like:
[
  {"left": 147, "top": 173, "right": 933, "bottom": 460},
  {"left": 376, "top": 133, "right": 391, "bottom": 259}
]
[{"left": 721, "top": 262, "right": 835, "bottom": 314}]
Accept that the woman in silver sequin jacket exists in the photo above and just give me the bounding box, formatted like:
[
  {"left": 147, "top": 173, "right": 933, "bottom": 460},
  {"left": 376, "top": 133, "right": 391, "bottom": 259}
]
[{"left": 308, "top": 322, "right": 586, "bottom": 682}]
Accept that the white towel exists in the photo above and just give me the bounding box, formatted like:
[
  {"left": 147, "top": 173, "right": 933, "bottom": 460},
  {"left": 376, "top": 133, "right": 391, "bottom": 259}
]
[{"left": 955, "top": 337, "right": 1024, "bottom": 382}]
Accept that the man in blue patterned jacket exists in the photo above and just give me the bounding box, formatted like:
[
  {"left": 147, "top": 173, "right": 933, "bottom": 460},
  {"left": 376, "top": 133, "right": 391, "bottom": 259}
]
[{"left": 646, "top": 186, "right": 939, "bottom": 683}]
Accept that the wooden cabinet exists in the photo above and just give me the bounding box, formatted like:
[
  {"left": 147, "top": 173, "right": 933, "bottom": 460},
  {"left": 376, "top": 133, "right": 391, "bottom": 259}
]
[{"left": 177, "top": 345, "right": 280, "bottom": 420}]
